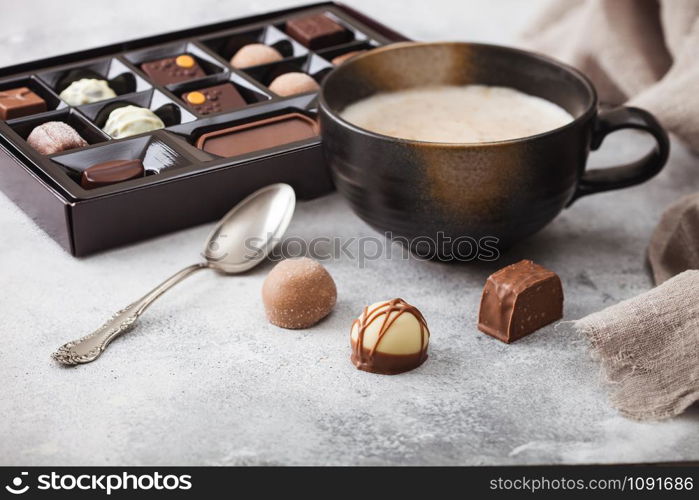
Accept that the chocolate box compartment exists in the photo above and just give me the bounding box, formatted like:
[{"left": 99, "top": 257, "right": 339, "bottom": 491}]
[
  {"left": 200, "top": 25, "right": 308, "bottom": 67},
  {"left": 6, "top": 108, "right": 109, "bottom": 156},
  {"left": 187, "top": 108, "right": 320, "bottom": 160},
  {"left": 165, "top": 72, "right": 271, "bottom": 117},
  {"left": 38, "top": 57, "right": 151, "bottom": 98},
  {"left": 78, "top": 89, "right": 197, "bottom": 134},
  {"left": 51, "top": 132, "right": 193, "bottom": 192},
  {"left": 0, "top": 2, "right": 407, "bottom": 257},
  {"left": 124, "top": 42, "right": 227, "bottom": 85},
  {"left": 243, "top": 54, "right": 334, "bottom": 94},
  {"left": 0, "top": 75, "right": 64, "bottom": 116}
]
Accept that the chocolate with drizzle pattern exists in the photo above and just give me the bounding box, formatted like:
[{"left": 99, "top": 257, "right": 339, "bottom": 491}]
[{"left": 351, "top": 298, "right": 429, "bottom": 375}]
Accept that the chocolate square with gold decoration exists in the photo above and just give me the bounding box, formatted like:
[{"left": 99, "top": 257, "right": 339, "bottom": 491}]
[
  {"left": 140, "top": 54, "right": 206, "bottom": 86},
  {"left": 181, "top": 83, "right": 246, "bottom": 115}
]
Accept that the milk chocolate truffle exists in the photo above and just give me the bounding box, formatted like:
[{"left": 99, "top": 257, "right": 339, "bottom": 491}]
[
  {"left": 262, "top": 257, "right": 337, "bottom": 329},
  {"left": 103, "top": 105, "right": 165, "bottom": 139},
  {"left": 59, "top": 78, "right": 117, "bottom": 106},
  {"left": 26, "top": 121, "right": 88, "bottom": 155},
  {"left": 268, "top": 72, "right": 319, "bottom": 96},
  {"left": 351, "top": 298, "right": 429, "bottom": 375},
  {"left": 478, "top": 260, "right": 563, "bottom": 343},
  {"left": 230, "top": 43, "right": 283, "bottom": 69}
]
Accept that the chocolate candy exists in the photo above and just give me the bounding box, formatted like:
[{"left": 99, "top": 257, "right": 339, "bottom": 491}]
[
  {"left": 103, "top": 105, "right": 165, "bottom": 139},
  {"left": 196, "top": 112, "right": 319, "bottom": 158},
  {"left": 351, "top": 298, "right": 429, "bottom": 375},
  {"left": 478, "top": 260, "right": 563, "bottom": 343},
  {"left": 26, "top": 121, "right": 87, "bottom": 155},
  {"left": 140, "top": 54, "right": 206, "bottom": 86},
  {"left": 230, "top": 43, "right": 283, "bottom": 69},
  {"left": 262, "top": 257, "right": 337, "bottom": 329},
  {"left": 181, "top": 83, "right": 246, "bottom": 115},
  {"left": 80, "top": 159, "right": 145, "bottom": 189},
  {"left": 56, "top": 69, "right": 136, "bottom": 98},
  {"left": 285, "top": 13, "right": 352, "bottom": 49},
  {"left": 59, "top": 78, "right": 116, "bottom": 106},
  {"left": 268, "top": 72, "right": 319, "bottom": 96},
  {"left": 0, "top": 87, "right": 47, "bottom": 120}
]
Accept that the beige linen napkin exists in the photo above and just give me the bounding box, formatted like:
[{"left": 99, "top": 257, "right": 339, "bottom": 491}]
[
  {"left": 572, "top": 270, "right": 699, "bottom": 420},
  {"left": 648, "top": 193, "right": 699, "bottom": 284},
  {"left": 522, "top": 0, "right": 699, "bottom": 152}
]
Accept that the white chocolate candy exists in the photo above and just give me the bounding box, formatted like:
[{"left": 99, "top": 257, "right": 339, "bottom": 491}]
[
  {"left": 103, "top": 105, "right": 165, "bottom": 139},
  {"left": 350, "top": 298, "right": 429, "bottom": 374},
  {"left": 59, "top": 78, "right": 117, "bottom": 106}
]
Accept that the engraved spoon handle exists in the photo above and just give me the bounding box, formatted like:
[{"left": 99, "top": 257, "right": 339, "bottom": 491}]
[{"left": 52, "top": 262, "right": 209, "bottom": 365}]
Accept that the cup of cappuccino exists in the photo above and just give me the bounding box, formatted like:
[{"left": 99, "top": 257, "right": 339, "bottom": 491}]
[{"left": 318, "top": 42, "right": 669, "bottom": 259}]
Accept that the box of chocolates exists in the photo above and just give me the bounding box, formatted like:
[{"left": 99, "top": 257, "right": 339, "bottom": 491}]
[{"left": 0, "top": 2, "right": 406, "bottom": 256}]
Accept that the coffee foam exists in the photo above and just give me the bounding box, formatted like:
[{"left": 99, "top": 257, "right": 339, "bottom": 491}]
[{"left": 340, "top": 84, "right": 574, "bottom": 143}]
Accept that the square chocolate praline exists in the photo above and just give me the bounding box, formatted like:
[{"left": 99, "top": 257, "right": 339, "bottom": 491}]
[
  {"left": 181, "top": 83, "right": 246, "bottom": 116},
  {"left": 0, "top": 87, "right": 47, "bottom": 120},
  {"left": 477, "top": 260, "right": 563, "bottom": 343},
  {"left": 285, "top": 14, "right": 353, "bottom": 50},
  {"left": 140, "top": 54, "right": 206, "bottom": 86}
]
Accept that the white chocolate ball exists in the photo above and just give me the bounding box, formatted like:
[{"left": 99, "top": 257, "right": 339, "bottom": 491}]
[
  {"left": 350, "top": 298, "right": 429, "bottom": 375},
  {"left": 351, "top": 300, "right": 428, "bottom": 354},
  {"left": 103, "top": 105, "right": 165, "bottom": 139},
  {"left": 60, "top": 78, "right": 117, "bottom": 106}
]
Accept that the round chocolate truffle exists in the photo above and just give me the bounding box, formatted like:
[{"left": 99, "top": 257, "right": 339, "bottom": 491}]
[
  {"left": 26, "top": 121, "right": 88, "bottom": 155},
  {"left": 268, "top": 72, "right": 319, "bottom": 96},
  {"left": 351, "top": 298, "right": 429, "bottom": 375},
  {"left": 262, "top": 257, "right": 337, "bottom": 329},
  {"left": 230, "top": 44, "right": 283, "bottom": 69}
]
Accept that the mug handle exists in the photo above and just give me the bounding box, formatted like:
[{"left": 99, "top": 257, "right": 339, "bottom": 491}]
[{"left": 568, "top": 106, "right": 670, "bottom": 205}]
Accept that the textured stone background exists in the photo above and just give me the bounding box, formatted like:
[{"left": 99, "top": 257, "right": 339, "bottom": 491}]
[{"left": 1, "top": 0, "right": 698, "bottom": 465}]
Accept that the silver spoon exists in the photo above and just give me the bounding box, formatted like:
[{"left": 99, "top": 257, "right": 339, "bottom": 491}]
[{"left": 52, "top": 183, "right": 296, "bottom": 366}]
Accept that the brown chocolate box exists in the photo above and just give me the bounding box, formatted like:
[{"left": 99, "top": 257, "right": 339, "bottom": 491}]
[{"left": 0, "top": 3, "right": 407, "bottom": 256}]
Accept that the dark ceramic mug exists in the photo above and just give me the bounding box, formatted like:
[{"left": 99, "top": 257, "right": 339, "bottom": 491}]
[{"left": 319, "top": 42, "right": 670, "bottom": 258}]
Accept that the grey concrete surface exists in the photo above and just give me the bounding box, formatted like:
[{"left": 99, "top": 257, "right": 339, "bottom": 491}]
[{"left": 1, "top": 0, "right": 698, "bottom": 466}]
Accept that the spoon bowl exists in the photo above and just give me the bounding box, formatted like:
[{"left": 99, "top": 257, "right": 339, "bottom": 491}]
[{"left": 204, "top": 183, "right": 295, "bottom": 273}]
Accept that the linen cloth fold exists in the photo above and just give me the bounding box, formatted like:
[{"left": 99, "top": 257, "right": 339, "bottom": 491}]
[
  {"left": 572, "top": 270, "right": 699, "bottom": 420},
  {"left": 522, "top": 0, "right": 699, "bottom": 152},
  {"left": 648, "top": 193, "right": 699, "bottom": 284}
]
